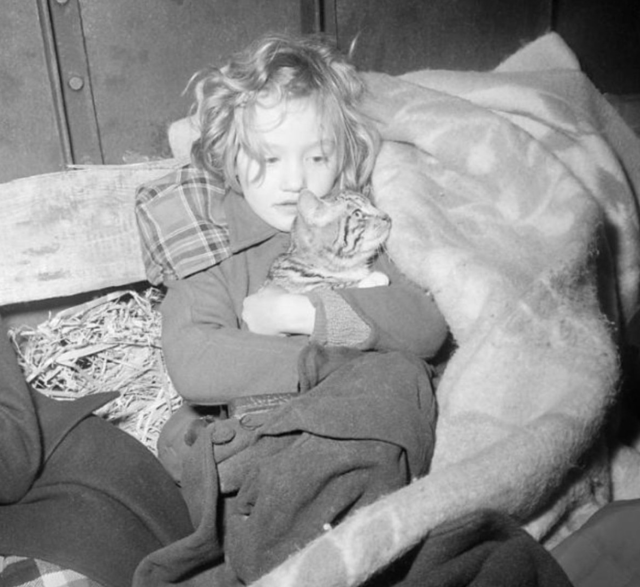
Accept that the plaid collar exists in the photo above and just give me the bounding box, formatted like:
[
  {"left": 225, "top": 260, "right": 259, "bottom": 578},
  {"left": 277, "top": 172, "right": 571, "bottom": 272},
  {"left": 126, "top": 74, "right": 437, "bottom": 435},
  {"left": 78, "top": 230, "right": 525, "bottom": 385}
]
[
  {"left": 135, "top": 165, "right": 278, "bottom": 284},
  {"left": 226, "top": 189, "right": 279, "bottom": 255}
]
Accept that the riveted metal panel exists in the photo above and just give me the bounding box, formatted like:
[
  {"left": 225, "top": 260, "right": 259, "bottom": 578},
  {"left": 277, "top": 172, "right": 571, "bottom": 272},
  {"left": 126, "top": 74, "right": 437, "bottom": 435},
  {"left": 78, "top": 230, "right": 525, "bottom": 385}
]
[
  {"left": 48, "top": 0, "right": 103, "bottom": 165},
  {"left": 0, "top": 1, "right": 68, "bottom": 183},
  {"left": 76, "top": 0, "right": 304, "bottom": 164},
  {"left": 334, "top": 0, "right": 552, "bottom": 74}
]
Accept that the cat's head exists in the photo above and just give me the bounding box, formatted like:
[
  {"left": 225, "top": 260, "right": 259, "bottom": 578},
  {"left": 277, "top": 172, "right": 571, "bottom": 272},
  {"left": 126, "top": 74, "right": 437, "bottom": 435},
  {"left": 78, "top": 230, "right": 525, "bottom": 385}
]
[{"left": 292, "top": 188, "right": 391, "bottom": 267}]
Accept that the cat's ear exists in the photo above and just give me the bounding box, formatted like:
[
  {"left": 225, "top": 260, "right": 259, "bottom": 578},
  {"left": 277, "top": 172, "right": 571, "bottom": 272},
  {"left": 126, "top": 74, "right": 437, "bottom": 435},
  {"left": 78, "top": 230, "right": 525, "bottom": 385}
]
[{"left": 296, "top": 189, "right": 325, "bottom": 222}]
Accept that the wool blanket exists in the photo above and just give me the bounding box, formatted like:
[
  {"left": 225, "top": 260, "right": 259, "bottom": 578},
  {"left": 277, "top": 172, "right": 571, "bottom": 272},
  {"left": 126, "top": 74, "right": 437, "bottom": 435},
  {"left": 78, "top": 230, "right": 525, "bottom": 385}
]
[{"left": 244, "top": 33, "right": 640, "bottom": 587}]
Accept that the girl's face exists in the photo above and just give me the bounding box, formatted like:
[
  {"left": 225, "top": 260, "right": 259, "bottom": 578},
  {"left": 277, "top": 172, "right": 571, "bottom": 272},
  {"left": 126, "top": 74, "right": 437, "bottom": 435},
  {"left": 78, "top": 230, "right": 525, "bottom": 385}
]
[{"left": 236, "top": 96, "right": 340, "bottom": 232}]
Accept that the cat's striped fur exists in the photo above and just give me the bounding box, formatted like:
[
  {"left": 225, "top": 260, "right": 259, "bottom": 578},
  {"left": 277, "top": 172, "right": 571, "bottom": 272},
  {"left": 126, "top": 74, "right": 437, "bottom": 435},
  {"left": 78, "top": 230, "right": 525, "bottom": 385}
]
[{"left": 264, "top": 188, "right": 391, "bottom": 294}]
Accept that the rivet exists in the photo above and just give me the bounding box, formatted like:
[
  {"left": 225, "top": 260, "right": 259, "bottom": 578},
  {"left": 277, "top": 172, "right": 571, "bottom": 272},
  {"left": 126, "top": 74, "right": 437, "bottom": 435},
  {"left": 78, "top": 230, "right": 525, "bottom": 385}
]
[
  {"left": 56, "top": 0, "right": 70, "bottom": 4},
  {"left": 68, "top": 76, "right": 85, "bottom": 91}
]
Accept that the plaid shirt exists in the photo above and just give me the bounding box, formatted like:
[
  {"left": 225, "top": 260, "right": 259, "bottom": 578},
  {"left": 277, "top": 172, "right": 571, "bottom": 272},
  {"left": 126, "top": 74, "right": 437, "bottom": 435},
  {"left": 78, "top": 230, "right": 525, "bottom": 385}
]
[
  {"left": 0, "top": 556, "right": 105, "bottom": 587},
  {"left": 135, "top": 165, "right": 232, "bottom": 285}
]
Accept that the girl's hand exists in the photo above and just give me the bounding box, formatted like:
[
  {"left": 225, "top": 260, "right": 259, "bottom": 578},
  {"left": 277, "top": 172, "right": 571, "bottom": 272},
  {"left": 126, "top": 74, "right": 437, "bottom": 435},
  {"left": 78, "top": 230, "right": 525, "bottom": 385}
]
[{"left": 242, "top": 286, "right": 316, "bottom": 336}]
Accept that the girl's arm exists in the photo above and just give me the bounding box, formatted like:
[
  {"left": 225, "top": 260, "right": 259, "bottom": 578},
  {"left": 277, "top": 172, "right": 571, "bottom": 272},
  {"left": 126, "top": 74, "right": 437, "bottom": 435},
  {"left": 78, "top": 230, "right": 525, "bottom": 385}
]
[
  {"left": 160, "top": 271, "right": 308, "bottom": 405},
  {"left": 243, "top": 254, "right": 449, "bottom": 360},
  {"left": 161, "top": 253, "right": 448, "bottom": 405},
  {"left": 309, "top": 254, "right": 449, "bottom": 359}
]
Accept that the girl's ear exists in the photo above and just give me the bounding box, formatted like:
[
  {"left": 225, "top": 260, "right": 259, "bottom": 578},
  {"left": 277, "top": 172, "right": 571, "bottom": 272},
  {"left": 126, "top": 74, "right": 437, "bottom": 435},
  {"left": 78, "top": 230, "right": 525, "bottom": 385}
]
[{"left": 296, "top": 189, "right": 325, "bottom": 223}]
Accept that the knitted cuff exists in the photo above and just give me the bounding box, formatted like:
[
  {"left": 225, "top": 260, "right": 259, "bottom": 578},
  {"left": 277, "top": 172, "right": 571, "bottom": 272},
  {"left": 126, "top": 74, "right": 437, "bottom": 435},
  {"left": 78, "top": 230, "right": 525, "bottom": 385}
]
[{"left": 308, "top": 290, "right": 371, "bottom": 347}]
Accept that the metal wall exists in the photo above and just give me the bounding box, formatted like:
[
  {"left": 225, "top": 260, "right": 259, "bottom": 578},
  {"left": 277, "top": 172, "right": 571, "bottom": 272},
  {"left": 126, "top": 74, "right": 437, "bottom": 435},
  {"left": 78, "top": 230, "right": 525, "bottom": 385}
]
[
  {"left": 330, "top": 0, "right": 552, "bottom": 74},
  {"left": 0, "top": 1, "right": 68, "bottom": 182},
  {"left": 1, "top": 0, "right": 307, "bottom": 183},
  {"left": 554, "top": 0, "right": 640, "bottom": 95},
  {"left": 7, "top": 0, "right": 635, "bottom": 185}
]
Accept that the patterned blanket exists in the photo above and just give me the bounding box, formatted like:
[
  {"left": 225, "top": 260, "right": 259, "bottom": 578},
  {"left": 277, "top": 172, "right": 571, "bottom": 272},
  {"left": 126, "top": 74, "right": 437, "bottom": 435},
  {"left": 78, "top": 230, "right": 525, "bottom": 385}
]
[{"left": 247, "top": 33, "right": 640, "bottom": 587}]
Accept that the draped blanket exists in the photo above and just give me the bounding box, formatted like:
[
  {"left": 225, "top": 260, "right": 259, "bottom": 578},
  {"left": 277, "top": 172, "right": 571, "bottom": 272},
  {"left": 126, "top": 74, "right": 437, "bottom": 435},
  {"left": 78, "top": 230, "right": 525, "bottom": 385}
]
[{"left": 248, "top": 33, "right": 640, "bottom": 587}]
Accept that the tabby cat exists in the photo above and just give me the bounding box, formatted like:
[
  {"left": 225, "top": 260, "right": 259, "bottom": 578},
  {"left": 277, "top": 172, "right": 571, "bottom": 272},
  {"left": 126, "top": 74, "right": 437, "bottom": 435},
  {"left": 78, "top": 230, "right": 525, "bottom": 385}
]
[{"left": 264, "top": 188, "right": 391, "bottom": 294}]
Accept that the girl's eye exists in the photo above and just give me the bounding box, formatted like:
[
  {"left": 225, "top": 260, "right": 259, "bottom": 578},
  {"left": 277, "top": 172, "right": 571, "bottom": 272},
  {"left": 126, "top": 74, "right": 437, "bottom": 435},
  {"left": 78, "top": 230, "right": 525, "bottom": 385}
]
[
  {"left": 310, "top": 156, "right": 328, "bottom": 164},
  {"left": 265, "top": 157, "right": 279, "bottom": 165}
]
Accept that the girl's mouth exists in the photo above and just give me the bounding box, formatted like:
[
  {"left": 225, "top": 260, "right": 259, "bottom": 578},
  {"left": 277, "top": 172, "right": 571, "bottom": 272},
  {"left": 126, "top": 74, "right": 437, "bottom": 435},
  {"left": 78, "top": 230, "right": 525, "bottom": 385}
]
[{"left": 277, "top": 201, "right": 298, "bottom": 211}]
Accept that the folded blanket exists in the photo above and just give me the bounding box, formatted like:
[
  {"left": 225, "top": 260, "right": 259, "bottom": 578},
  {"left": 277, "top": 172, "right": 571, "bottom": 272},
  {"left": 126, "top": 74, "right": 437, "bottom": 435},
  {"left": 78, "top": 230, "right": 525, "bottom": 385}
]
[
  {"left": 133, "top": 348, "right": 436, "bottom": 586},
  {"left": 248, "top": 33, "right": 640, "bottom": 587}
]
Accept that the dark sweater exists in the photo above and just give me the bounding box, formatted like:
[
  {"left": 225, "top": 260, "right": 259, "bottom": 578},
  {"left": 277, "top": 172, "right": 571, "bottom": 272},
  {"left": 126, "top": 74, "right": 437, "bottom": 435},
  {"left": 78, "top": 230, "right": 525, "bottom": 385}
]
[
  {"left": 0, "top": 318, "right": 194, "bottom": 587},
  {"left": 160, "top": 190, "right": 449, "bottom": 404}
]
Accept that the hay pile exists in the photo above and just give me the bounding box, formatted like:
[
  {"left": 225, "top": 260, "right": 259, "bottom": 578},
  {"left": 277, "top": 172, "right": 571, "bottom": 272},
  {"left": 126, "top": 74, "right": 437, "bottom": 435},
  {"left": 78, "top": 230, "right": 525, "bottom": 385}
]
[{"left": 9, "top": 287, "right": 181, "bottom": 454}]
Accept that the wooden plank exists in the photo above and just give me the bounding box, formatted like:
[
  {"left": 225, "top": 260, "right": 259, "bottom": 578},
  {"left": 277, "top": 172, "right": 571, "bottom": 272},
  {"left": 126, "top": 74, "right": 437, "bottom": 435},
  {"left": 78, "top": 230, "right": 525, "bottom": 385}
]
[{"left": 0, "top": 160, "right": 182, "bottom": 306}]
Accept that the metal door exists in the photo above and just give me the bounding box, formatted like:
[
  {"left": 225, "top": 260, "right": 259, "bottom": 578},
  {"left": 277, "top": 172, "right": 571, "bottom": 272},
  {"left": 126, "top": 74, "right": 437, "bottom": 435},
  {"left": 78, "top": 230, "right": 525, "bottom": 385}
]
[{"left": 0, "top": 0, "right": 309, "bottom": 183}]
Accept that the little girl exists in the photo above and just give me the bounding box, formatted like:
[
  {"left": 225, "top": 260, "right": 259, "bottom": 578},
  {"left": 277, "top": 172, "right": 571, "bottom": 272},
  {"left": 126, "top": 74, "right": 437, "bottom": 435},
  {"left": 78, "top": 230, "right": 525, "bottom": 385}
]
[
  {"left": 136, "top": 33, "right": 449, "bottom": 405},
  {"left": 134, "top": 33, "right": 450, "bottom": 585}
]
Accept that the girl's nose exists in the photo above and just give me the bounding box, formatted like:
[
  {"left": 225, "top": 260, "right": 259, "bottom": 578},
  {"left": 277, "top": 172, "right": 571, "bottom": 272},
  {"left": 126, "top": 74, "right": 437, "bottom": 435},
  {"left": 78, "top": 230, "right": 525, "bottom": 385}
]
[{"left": 281, "top": 159, "right": 306, "bottom": 192}]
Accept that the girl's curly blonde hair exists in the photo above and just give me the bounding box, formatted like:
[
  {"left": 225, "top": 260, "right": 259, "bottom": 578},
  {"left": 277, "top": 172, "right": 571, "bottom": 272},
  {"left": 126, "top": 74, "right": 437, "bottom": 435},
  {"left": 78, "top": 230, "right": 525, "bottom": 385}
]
[{"left": 189, "top": 34, "right": 379, "bottom": 193}]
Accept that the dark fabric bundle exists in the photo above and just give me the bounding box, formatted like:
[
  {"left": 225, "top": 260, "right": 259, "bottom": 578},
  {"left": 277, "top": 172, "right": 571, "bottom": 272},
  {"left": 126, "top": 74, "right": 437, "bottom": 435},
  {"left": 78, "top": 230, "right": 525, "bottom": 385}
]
[
  {"left": 135, "top": 346, "right": 437, "bottom": 586},
  {"left": 0, "top": 318, "right": 194, "bottom": 587},
  {"left": 366, "top": 509, "right": 574, "bottom": 587}
]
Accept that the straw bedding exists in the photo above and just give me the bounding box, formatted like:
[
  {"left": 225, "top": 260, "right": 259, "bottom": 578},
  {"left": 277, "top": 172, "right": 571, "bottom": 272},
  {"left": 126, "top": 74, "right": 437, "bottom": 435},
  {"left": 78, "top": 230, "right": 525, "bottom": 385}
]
[{"left": 9, "top": 287, "right": 181, "bottom": 454}]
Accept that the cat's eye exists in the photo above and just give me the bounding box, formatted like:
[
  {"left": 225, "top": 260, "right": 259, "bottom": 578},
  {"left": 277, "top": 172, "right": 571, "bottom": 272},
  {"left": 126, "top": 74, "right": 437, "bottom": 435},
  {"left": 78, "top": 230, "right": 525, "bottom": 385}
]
[{"left": 352, "top": 209, "right": 364, "bottom": 219}]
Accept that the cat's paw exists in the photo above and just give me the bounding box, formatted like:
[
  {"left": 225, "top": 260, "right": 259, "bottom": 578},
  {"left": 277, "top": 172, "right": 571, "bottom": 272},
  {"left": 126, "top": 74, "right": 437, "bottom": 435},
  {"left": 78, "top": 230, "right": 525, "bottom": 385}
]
[{"left": 357, "top": 271, "right": 390, "bottom": 288}]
